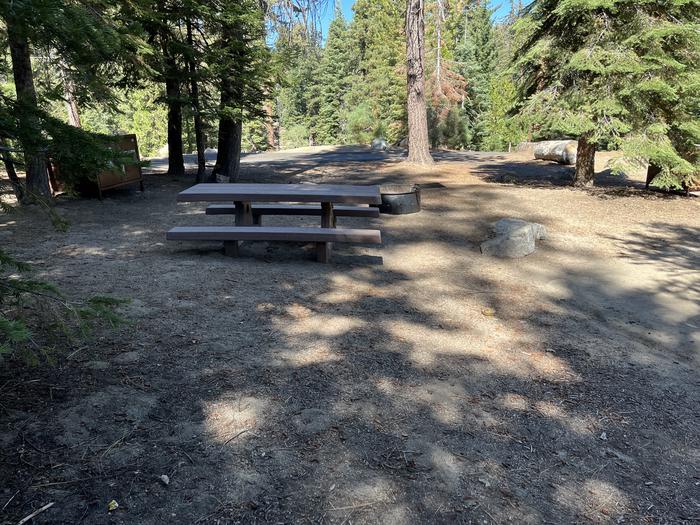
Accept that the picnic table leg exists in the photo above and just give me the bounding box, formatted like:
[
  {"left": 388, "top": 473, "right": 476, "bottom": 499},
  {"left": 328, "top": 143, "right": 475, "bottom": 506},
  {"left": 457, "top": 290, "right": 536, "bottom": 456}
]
[
  {"left": 234, "top": 201, "right": 254, "bottom": 225},
  {"left": 317, "top": 202, "right": 335, "bottom": 263},
  {"left": 223, "top": 201, "right": 254, "bottom": 257},
  {"left": 223, "top": 241, "right": 239, "bottom": 257}
]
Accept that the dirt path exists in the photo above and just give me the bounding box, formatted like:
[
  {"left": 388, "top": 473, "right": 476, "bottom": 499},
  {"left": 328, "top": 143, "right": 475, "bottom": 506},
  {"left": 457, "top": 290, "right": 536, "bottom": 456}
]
[{"left": 1, "top": 147, "right": 698, "bottom": 524}]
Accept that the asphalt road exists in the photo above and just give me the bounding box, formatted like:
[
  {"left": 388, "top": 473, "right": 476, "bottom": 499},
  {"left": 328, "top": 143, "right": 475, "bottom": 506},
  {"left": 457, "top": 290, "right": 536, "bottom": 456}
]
[{"left": 144, "top": 145, "right": 502, "bottom": 174}]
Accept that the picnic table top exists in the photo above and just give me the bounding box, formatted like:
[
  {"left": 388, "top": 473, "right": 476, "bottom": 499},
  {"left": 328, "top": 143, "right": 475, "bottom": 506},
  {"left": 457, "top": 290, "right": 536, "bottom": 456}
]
[{"left": 176, "top": 183, "right": 382, "bottom": 205}]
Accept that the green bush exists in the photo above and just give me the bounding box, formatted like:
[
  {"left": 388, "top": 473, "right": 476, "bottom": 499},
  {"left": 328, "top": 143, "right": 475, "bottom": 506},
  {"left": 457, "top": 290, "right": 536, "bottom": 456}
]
[
  {"left": 281, "top": 123, "right": 310, "bottom": 149},
  {"left": 343, "top": 103, "right": 374, "bottom": 144}
]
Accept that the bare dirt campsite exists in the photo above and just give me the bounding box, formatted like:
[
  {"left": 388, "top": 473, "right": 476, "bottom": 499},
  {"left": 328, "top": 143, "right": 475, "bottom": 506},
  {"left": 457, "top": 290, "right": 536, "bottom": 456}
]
[{"left": 1, "top": 147, "right": 698, "bottom": 524}]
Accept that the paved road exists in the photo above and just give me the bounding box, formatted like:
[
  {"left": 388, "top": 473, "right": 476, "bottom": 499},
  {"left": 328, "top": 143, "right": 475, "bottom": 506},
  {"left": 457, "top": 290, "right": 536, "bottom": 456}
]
[{"left": 144, "top": 145, "right": 502, "bottom": 174}]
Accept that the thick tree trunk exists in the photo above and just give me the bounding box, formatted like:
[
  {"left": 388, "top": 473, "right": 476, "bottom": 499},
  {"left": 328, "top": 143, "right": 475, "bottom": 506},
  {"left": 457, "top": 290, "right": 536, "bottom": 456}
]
[
  {"left": 186, "top": 19, "right": 206, "bottom": 183},
  {"left": 213, "top": 117, "right": 242, "bottom": 182},
  {"left": 6, "top": 19, "right": 50, "bottom": 200},
  {"left": 212, "top": 63, "right": 243, "bottom": 182},
  {"left": 165, "top": 74, "right": 185, "bottom": 177},
  {"left": 573, "top": 135, "right": 596, "bottom": 187},
  {"left": 212, "top": 115, "right": 230, "bottom": 181},
  {"left": 645, "top": 163, "right": 661, "bottom": 189},
  {"left": 405, "top": 0, "right": 433, "bottom": 165}
]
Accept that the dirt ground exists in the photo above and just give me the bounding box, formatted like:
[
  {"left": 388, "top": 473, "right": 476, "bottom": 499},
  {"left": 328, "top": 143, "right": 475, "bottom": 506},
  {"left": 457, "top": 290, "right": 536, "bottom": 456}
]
[{"left": 1, "top": 147, "right": 698, "bottom": 524}]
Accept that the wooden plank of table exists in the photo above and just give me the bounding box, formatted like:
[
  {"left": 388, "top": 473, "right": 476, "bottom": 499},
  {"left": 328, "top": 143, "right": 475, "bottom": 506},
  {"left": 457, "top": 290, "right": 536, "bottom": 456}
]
[{"left": 177, "top": 183, "right": 381, "bottom": 204}]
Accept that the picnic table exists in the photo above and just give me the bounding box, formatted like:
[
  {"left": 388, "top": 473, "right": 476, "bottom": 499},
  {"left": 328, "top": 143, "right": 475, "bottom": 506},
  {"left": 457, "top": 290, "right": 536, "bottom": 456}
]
[{"left": 167, "top": 183, "right": 382, "bottom": 262}]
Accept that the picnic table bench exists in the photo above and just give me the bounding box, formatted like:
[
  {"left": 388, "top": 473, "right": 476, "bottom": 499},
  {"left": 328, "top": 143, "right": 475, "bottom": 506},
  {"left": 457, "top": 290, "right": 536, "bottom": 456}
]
[{"left": 167, "top": 183, "right": 382, "bottom": 263}]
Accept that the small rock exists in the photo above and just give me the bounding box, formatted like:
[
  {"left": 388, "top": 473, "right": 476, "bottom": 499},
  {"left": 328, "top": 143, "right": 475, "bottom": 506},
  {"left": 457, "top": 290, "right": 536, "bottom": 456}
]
[
  {"left": 478, "top": 477, "right": 491, "bottom": 488},
  {"left": 600, "top": 432, "right": 608, "bottom": 441},
  {"left": 158, "top": 474, "right": 170, "bottom": 486},
  {"left": 84, "top": 361, "right": 110, "bottom": 370},
  {"left": 371, "top": 137, "right": 388, "bottom": 151}
]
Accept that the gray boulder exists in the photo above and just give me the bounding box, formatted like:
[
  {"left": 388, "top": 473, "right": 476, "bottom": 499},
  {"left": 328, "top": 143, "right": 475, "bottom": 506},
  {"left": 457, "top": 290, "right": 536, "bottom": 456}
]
[{"left": 480, "top": 218, "right": 547, "bottom": 258}]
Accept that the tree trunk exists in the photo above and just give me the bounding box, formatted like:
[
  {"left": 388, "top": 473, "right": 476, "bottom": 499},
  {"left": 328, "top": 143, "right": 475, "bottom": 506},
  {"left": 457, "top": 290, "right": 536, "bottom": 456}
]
[
  {"left": 165, "top": 74, "right": 185, "bottom": 177},
  {"left": 405, "top": 0, "right": 434, "bottom": 165},
  {"left": 63, "top": 73, "right": 81, "bottom": 127},
  {"left": 212, "top": 50, "right": 244, "bottom": 182},
  {"left": 212, "top": 114, "right": 230, "bottom": 181},
  {"left": 213, "top": 117, "right": 242, "bottom": 182},
  {"left": 6, "top": 19, "right": 50, "bottom": 200},
  {"left": 573, "top": 134, "right": 596, "bottom": 187},
  {"left": 1, "top": 144, "right": 25, "bottom": 202},
  {"left": 264, "top": 101, "right": 278, "bottom": 150},
  {"left": 186, "top": 19, "right": 206, "bottom": 183},
  {"left": 645, "top": 163, "right": 661, "bottom": 189}
]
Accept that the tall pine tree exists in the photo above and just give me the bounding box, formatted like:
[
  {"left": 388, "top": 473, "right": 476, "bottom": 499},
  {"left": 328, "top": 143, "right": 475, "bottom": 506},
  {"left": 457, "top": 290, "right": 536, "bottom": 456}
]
[{"left": 312, "top": 6, "right": 354, "bottom": 144}]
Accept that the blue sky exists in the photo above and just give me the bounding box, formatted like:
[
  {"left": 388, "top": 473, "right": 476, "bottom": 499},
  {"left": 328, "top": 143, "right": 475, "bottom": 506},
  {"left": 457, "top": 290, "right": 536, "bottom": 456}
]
[{"left": 317, "top": 0, "right": 514, "bottom": 39}]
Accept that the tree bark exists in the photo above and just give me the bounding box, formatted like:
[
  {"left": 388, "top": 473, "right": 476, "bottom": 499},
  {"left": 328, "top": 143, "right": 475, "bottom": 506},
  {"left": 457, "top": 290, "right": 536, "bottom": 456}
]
[
  {"left": 213, "top": 116, "right": 242, "bottom": 182},
  {"left": 212, "top": 113, "right": 230, "bottom": 181},
  {"left": 165, "top": 73, "right": 185, "bottom": 177},
  {"left": 405, "top": 0, "right": 434, "bottom": 165},
  {"left": 63, "top": 73, "right": 81, "bottom": 127},
  {"left": 645, "top": 163, "right": 661, "bottom": 189},
  {"left": 6, "top": 18, "right": 50, "bottom": 200},
  {"left": 186, "top": 19, "right": 206, "bottom": 183},
  {"left": 211, "top": 80, "right": 243, "bottom": 183},
  {"left": 0, "top": 144, "right": 25, "bottom": 202},
  {"left": 573, "top": 134, "right": 596, "bottom": 187},
  {"left": 264, "top": 101, "right": 278, "bottom": 150}
]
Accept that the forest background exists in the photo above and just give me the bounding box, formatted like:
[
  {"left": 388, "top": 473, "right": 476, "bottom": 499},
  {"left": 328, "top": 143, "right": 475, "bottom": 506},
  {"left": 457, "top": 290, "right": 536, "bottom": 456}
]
[{"left": 22, "top": 0, "right": 525, "bottom": 158}]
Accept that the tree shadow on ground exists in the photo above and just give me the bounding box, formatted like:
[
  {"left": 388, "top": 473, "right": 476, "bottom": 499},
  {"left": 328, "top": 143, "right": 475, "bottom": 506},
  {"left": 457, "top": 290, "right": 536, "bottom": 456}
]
[
  {"left": 474, "top": 159, "right": 643, "bottom": 190},
  {"left": 0, "top": 165, "right": 698, "bottom": 524}
]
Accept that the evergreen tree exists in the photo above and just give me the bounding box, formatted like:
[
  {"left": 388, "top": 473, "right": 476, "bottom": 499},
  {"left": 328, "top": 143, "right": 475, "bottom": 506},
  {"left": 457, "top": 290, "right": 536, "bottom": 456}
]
[
  {"left": 312, "top": 7, "right": 354, "bottom": 144},
  {"left": 616, "top": 3, "right": 700, "bottom": 191},
  {"left": 454, "top": 2, "right": 496, "bottom": 148},
  {"left": 346, "top": 0, "right": 406, "bottom": 143},
  {"left": 424, "top": 0, "right": 468, "bottom": 149},
  {"left": 482, "top": 74, "right": 524, "bottom": 150},
  {"left": 0, "top": 0, "right": 147, "bottom": 201},
  {"left": 208, "top": 0, "right": 274, "bottom": 181},
  {"left": 275, "top": 29, "right": 321, "bottom": 147},
  {"left": 515, "top": 0, "right": 699, "bottom": 188}
]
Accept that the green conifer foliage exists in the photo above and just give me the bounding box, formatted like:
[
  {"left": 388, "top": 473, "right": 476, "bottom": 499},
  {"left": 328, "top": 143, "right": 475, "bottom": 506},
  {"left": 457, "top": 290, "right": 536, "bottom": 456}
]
[
  {"left": 516, "top": 0, "right": 700, "bottom": 188},
  {"left": 453, "top": 3, "right": 497, "bottom": 148},
  {"left": 312, "top": 7, "right": 355, "bottom": 144},
  {"left": 346, "top": 0, "right": 406, "bottom": 143}
]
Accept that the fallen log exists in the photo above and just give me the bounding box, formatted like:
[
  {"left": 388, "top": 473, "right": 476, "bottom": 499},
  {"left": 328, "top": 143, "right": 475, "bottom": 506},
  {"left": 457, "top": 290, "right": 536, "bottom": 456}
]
[{"left": 533, "top": 140, "right": 578, "bottom": 165}]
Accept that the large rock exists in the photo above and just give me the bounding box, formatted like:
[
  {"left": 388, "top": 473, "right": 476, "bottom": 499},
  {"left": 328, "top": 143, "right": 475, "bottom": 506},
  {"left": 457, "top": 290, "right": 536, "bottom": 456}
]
[{"left": 480, "top": 218, "right": 547, "bottom": 258}]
